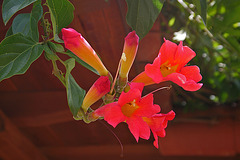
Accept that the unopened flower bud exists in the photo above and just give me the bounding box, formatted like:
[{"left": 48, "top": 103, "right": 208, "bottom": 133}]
[
  {"left": 62, "top": 28, "right": 109, "bottom": 76},
  {"left": 119, "top": 31, "right": 139, "bottom": 79},
  {"left": 82, "top": 76, "right": 110, "bottom": 113}
]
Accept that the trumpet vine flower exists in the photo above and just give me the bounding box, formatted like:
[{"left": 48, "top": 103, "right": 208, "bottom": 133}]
[
  {"left": 82, "top": 76, "right": 110, "bottom": 113},
  {"left": 62, "top": 28, "right": 109, "bottom": 76},
  {"left": 143, "top": 110, "right": 175, "bottom": 148},
  {"left": 132, "top": 39, "right": 203, "bottom": 91},
  {"left": 94, "top": 82, "right": 160, "bottom": 141},
  {"left": 61, "top": 28, "right": 179, "bottom": 148}
]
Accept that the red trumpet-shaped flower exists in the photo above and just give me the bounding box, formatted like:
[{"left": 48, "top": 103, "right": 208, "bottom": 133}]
[
  {"left": 143, "top": 110, "right": 175, "bottom": 148},
  {"left": 82, "top": 76, "right": 110, "bottom": 113},
  {"left": 94, "top": 82, "right": 160, "bottom": 142},
  {"left": 62, "top": 28, "right": 109, "bottom": 76},
  {"left": 133, "top": 39, "right": 203, "bottom": 91}
]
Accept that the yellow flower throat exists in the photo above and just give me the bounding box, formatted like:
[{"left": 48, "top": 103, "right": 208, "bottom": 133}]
[
  {"left": 160, "top": 61, "right": 178, "bottom": 77},
  {"left": 121, "top": 99, "right": 139, "bottom": 117}
]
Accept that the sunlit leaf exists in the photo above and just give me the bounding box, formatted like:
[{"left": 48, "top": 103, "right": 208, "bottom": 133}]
[
  {"left": 192, "top": 0, "right": 207, "bottom": 25},
  {"left": 126, "top": 0, "right": 165, "bottom": 40}
]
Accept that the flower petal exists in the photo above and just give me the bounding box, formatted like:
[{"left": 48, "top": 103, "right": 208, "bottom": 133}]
[
  {"left": 126, "top": 116, "right": 150, "bottom": 142},
  {"left": 152, "top": 131, "right": 159, "bottom": 148},
  {"left": 118, "top": 88, "right": 141, "bottom": 107},
  {"left": 175, "top": 42, "right": 196, "bottom": 68},
  {"left": 131, "top": 71, "right": 155, "bottom": 86},
  {"left": 156, "top": 129, "right": 166, "bottom": 137},
  {"left": 165, "top": 110, "right": 176, "bottom": 120},
  {"left": 165, "top": 73, "right": 202, "bottom": 91},
  {"left": 180, "top": 65, "right": 202, "bottom": 82},
  {"left": 134, "top": 94, "right": 160, "bottom": 117},
  {"left": 159, "top": 110, "right": 176, "bottom": 128},
  {"left": 129, "top": 82, "right": 145, "bottom": 93},
  {"left": 145, "top": 56, "right": 163, "bottom": 83},
  {"left": 182, "top": 80, "right": 203, "bottom": 91},
  {"left": 165, "top": 72, "right": 186, "bottom": 86},
  {"left": 94, "top": 103, "right": 125, "bottom": 128},
  {"left": 159, "top": 39, "right": 178, "bottom": 64},
  {"left": 143, "top": 115, "right": 165, "bottom": 131}
]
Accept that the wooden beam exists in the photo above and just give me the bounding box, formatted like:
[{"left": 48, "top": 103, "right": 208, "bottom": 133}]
[
  {"left": 0, "top": 91, "right": 68, "bottom": 118},
  {"left": 12, "top": 110, "right": 73, "bottom": 127},
  {"left": 0, "top": 110, "right": 47, "bottom": 160},
  {"left": 40, "top": 145, "right": 240, "bottom": 160},
  {"left": 41, "top": 144, "right": 160, "bottom": 160}
]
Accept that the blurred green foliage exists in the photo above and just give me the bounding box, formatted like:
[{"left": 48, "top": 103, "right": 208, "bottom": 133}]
[{"left": 161, "top": 0, "right": 240, "bottom": 110}]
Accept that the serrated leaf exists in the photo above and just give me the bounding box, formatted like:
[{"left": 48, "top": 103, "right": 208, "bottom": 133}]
[
  {"left": 0, "top": 33, "right": 43, "bottom": 82},
  {"left": 11, "top": 1, "right": 42, "bottom": 41},
  {"left": 126, "top": 0, "right": 165, "bottom": 40},
  {"left": 64, "top": 58, "right": 86, "bottom": 116},
  {"left": 192, "top": 0, "right": 207, "bottom": 25},
  {"left": 64, "top": 50, "right": 99, "bottom": 75},
  {"left": 46, "top": 0, "right": 74, "bottom": 42},
  {"left": 2, "top": 0, "right": 37, "bottom": 25}
]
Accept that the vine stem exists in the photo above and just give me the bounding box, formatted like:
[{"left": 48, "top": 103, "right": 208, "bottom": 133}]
[
  {"left": 143, "top": 85, "right": 172, "bottom": 98},
  {"left": 40, "top": 17, "right": 49, "bottom": 41},
  {"left": 177, "top": 0, "right": 214, "bottom": 38},
  {"left": 99, "top": 120, "right": 124, "bottom": 158},
  {"left": 52, "top": 60, "right": 66, "bottom": 87},
  {"left": 109, "top": 53, "right": 125, "bottom": 94}
]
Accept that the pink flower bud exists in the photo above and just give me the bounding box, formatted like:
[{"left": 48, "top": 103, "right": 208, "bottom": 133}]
[
  {"left": 62, "top": 28, "right": 109, "bottom": 76},
  {"left": 82, "top": 76, "right": 110, "bottom": 113},
  {"left": 119, "top": 31, "right": 139, "bottom": 79}
]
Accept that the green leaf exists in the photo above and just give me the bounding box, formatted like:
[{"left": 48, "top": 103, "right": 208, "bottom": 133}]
[
  {"left": 5, "top": 26, "right": 13, "bottom": 37},
  {"left": 0, "top": 33, "right": 43, "bottom": 82},
  {"left": 126, "top": 0, "right": 165, "bottom": 40},
  {"left": 30, "top": 0, "right": 43, "bottom": 41},
  {"left": 43, "top": 43, "right": 58, "bottom": 61},
  {"left": 192, "top": 0, "right": 207, "bottom": 25},
  {"left": 12, "top": 14, "right": 31, "bottom": 35},
  {"left": 65, "top": 58, "right": 75, "bottom": 78},
  {"left": 11, "top": 1, "right": 42, "bottom": 41},
  {"left": 64, "top": 58, "right": 86, "bottom": 116},
  {"left": 48, "top": 41, "right": 64, "bottom": 53},
  {"left": 43, "top": 41, "right": 64, "bottom": 61},
  {"left": 64, "top": 50, "right": 99, "bottom": 75},
  {"left": 226, "top": 36, "right": 240, "bottom": 53},
  {"left": 2, "top": 0, "right": 37, "bottom": 25},
  {"left": 46, "top": 0, "right": 74, "bottom": 42},
  {"left": 66, "top": 74, "right": 86, "bottom": 116}
]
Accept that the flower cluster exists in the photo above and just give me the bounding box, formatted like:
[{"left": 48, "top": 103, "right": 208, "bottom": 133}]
[{"left": 62, "top": 28, "right": 202, "bottom": 148}]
